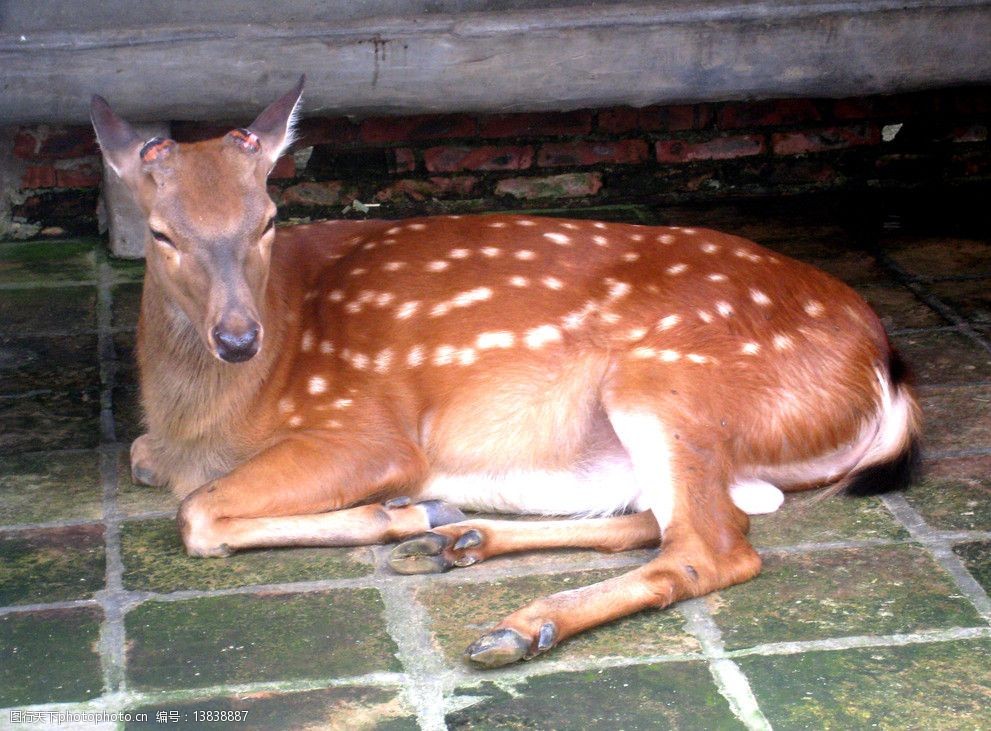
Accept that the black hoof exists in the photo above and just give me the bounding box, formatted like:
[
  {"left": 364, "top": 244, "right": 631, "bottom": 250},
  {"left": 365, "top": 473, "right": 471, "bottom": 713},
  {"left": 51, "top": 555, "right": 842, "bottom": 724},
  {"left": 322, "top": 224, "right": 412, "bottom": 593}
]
[
  {"left": 384, "top": 496, "right": 412, "bottom": 509},
  {"left": 453, "top": 528, "right": 483, "bottom": 550},
  {"left": 466, "top": 628, "right": 531, "bottom": 669},
  {"left": 389, "top": 532, "right": 452, "bottom": 574},
  {"left": 132, "top": 464, "right": 160, "bottom": 487},
  {"left": 419, "top": 500, "right": 467, "bottom": 528}
]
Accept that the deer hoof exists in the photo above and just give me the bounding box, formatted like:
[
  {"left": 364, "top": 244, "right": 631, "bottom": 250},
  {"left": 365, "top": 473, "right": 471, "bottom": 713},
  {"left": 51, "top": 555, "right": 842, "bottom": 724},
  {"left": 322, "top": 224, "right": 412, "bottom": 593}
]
[
  {"left": 466, "top": 628, "right": 531, "bottom": 669},
  {"left": 419, "top": 499, "right": 466, "bottom": 527},
  {"left": 389, "top": 532, "right": 452, "bottom": 574}
]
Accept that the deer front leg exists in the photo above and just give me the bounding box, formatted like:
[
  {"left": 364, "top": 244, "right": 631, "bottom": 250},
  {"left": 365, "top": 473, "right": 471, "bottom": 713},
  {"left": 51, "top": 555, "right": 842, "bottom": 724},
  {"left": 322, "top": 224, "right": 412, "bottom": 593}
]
[
  {"left": 130, "top": 434, "right": 167, "bottom": 487},
  {"left": 177, "top": 431, "right": 463, "bottom": 557}
]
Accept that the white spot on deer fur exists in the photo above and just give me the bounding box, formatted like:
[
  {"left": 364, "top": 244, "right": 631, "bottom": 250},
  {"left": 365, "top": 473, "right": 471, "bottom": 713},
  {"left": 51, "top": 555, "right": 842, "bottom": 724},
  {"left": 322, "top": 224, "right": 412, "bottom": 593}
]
[
  {"left": 345, "top": 301, "right": 363, "bottom": 314},
  {"left": 687, "top": 353, "right": 710, "bottom": 364},
  {"left": 458, "top": 348, "right": 478, "bottom": 365},
  {"left": 544, "top": 232, "right": 571, "bottom": 245},
  {"left": 516, "top": 219, "right": 536, "bottom": 226},
  {"left": 593, "top": 222, "right": 607, "bottom": 229},
  {"left": 349, "top": 267, "right": 367, "bottom": 276},
  {"left": 542, "top": 276, "right": 564, "bottom": 290},
  {"left": 362, "top": 242, "right": 377, "bottom": 250},
  {"left": 716, "top": 301, "right": 734, "bottom": 317},
  {"left": 407, "top": 222, "right": 426, "bottom": 230},
  {"left": 606, "top": 280, "right": 630, "bottom": 299},
  {"left": 304, "top": 290, "right": 318, "bottom": 301},
  {"left": 666, "top": 263, "right": 688, "bottom": 275},
  {"left": 288, "top": 415, "right": 303, "bottom": 428},
  {"left": 626, "top": 327, "right": 648, "bottom": 341},
  {"left": 476, "top": 331, "right": 515, "bottom": 349},
  {"left": 358, "top": 290, "right": 376, "bottom": 304},
  {"left": 407, "top": 345, "right": 425, "bottom": 367},
  {"left": 385, "top": 226, "right": 402, "bottom": 235},
  {"left": 508, "top": 275, "right": 529, "bottom": 287},
  {"left": 658, "top": 234, "right": 675, "bottom": 244},
  {"left": 452, "top": 287, "right": 493, "bottom": 307},
  {"left": 750, "top": 288, "right": 772, "bottom": 306},
  {"left": 701, "top": 243, "right": 720, "bottom": 254},
  {"left": 332, "top": 398, "right": 353, "bottom": 409},
  {"left": 707, "top": 273, "right": 728, "bottom": 282},
  {"left": 774, "top": 334, "right": 794, "bottom": 351},
  {"left": 319, "top": 340, "right": 334, "bottom": 355},
  {"left": 804, "top": 300, "right": 825, "bottom": 317},
  {"left": 659, "top": 349, "right": 681, "bottom": 362},
  {"left": 698, "top": 310, "right": 714, "bottom": 324},
  {"left": 601, "top": 312, "right": 621, "bottom": 324},
  {"left": 383, "top": 261, "right": 406, "bottom": 272},
  {"left": 560, "top": 222, "right": 580, "bottom": 230},
  {"left": 562, "top": 301, "right": 597, "bottom": 330},
  {"left": 658, "top": 314, "right": 681, "bottom": 330},
  {"left": 426, "top": 260, "right": 449, "bottom": 272},
  {"left": 622, "top": 252, "right": 640, "bottom": 262},
  {"left": 449, "top": 248, "right": 470, "bottom": 259},
  {"left": 434, "top": 345, "right": 456, "bottom": 365},
  {"left": 328, "top": 289, "right": 345, "bottom": 302},
  {"left": 524, "top": 325, "right": 563, "bottom": 349},
  {"left": 383, "top": 238, "right": 398, "bottom": 245},
  {"left": 629, "top": 233, "right": 645, "bottom": 242},
  {"left": 430, "top": 302, "right": 451, "bottom": 317},
  {"left": 396, "top": 301, "right": 420, "bottom": 320},
  {"left": 592, "top": 235, "right": 609, "bottom": 246},
  {"left": 734, "top": 248, "right": 762, "bottom": 262},
  {"left": 481, "top": 247, "right": 501, "bottom": 257},
  {"left": 374, "top": 349, "right": 394, "bottom": 374},
  {"left": 741, "top": 342, "right": 760, "bottom": 355},
  {"left": 375, "top": 292, "right": 395, "bottom": 307},
  {"left": 325, "top": 419, "right": 343, "bottom": 429},
  {"left": 515, "top": 250, "right": 536, "bottom": 261},
  {"left": 278, "top": 398, "right": 294, "bottom": 414},
  {"left": 308, "top": 376, "right": 327, "bottom": 394},
  {"left": 631, "top": 346, "right": 656, "bottom": 358},
  {"left": 351, "top": 353, "right": 370, "bottom": 370},
  {"left": 488, "top": 221, "right": 507, "bottom": 228},
  {"left": 300, "top": 331, "right": 315, "bottom": 352}
]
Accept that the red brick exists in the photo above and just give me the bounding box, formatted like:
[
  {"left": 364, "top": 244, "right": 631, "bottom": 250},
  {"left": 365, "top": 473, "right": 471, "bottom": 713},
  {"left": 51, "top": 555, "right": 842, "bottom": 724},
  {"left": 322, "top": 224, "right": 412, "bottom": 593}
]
[
  {"left": 424, "top": 145, "right": 533, "bottom": 173},
  {"left": 55, "top": 160, "right": 102, "bottom": 188},
  {"left": 537, "top": 140, "right": 648, "bottom": 167},
  {"left": 598, "top": 107, "right": 639, "bottom": 134},
  {"left": 360, "top": 114, "right": 476, "bottom": 144},
  {"left": 495, "top": 172, "right": 603, "bottom": 199},
  {"left": 21, "top": 165, "right": 58, "bottom": 188},
  {"left": 13, "top": 125, "right": 99, "bottom": 160},
  {"left": 640, "top": 104, "right": 712, "bottom": 132},
  {"left": 374, "top": 177, "right": 478, "bottom": 203},
  {"left": 477, "top": 111, "right": 592, "bottom": 138},
  {"left": 295, "top": 117, "right": 361, "bottom": 148},
  {"left": 771, "top": 124, "right": 881, "bottom": 155},
  {"left": 281, "top": 181, "right": 347, "bottom": 207},
  {"left": 656, "top": 134, "right": 766, "bottom": 163},
  {"left": 718, "top": 99, "right": 822, "bottom": 129},
  {"left": 832, "top": 98, "right": 875, "bottom": 121},
  {"left": 269, "top": 155, "right": 296, "bottom": 179},
  {"left": 390, "top": 148, "right": 417, "bottom": 174}
]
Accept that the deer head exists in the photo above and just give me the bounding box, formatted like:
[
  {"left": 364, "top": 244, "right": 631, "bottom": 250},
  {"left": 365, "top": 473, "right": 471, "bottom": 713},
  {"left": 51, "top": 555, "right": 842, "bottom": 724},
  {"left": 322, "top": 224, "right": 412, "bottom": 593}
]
[{"left": 90, "top": 77, "right": 304, "bottom": 363}]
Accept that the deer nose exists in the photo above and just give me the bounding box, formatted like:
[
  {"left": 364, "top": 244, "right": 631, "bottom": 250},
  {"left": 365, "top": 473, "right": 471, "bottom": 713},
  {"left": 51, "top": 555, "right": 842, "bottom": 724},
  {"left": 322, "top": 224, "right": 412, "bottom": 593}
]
[{"left": 212, "top": 322, "right": 261, "bottom": 363}]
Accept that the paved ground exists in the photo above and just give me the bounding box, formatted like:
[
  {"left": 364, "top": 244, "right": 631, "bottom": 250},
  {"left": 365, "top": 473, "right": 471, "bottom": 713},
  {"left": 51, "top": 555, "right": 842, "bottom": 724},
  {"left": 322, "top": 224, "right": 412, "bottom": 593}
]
[{"left": 1, "top": 193, "right": 990, "bottom": 730}]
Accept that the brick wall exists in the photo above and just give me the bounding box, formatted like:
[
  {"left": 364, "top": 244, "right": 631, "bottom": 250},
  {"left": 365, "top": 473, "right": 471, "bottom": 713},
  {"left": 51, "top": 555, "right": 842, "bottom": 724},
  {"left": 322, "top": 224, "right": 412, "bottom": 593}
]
[{"left": 3, "top": 87, "right": 989, "bottom": 238}]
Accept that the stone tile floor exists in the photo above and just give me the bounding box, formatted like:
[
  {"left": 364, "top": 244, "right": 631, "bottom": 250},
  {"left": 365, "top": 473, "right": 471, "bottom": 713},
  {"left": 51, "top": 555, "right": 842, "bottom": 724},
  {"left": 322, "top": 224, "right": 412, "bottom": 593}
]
[{"left": 1, "top": 193, "right": 989, "bottom": 729}]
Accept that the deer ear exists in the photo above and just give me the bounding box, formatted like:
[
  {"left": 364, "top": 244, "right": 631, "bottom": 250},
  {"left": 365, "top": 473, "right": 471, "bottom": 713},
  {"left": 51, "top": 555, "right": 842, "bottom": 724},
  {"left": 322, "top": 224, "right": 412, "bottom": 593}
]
[
  {"left": 90, "top": 95, "right": 144, "bottom": 179},
  {"left": 243, "top": 75, "right": 305, "bottom": 172}
]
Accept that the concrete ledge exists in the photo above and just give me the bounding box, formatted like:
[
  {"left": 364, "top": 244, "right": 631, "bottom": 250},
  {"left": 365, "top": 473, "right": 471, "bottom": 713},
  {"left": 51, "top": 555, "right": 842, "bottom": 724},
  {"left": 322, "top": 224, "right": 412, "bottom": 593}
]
[{"left": 1, "top": 1, "right": 990, "bottom": 124}]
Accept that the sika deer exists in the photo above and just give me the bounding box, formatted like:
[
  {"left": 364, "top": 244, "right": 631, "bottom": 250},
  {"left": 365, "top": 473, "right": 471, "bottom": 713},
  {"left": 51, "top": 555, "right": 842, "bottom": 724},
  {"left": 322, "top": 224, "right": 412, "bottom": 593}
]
[{"left": 91, "top": 79, "right": 921, "bottom": 668}]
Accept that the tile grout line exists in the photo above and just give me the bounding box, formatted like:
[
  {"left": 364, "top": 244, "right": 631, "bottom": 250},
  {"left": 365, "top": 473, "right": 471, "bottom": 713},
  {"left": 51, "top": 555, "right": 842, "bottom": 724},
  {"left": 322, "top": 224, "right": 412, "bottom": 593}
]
[
  {"left": 880, "top": 493, "right": 991, "bottom": 623},
  {"left": 681, "top": 599, "right": 772, "bottom": 731}
]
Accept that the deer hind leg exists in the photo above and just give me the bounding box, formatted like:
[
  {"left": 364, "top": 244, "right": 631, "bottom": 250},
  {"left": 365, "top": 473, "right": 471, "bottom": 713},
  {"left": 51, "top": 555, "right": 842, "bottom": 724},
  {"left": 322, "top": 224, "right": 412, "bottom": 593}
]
[
  {"left": 464, "top": 404, "right": 762, "bottom": 668},
  {"left": 177, "top": 431, "right": 464, "bottom": 557},
  {"left": 389, "top": 511, "right": 661, "bottom": 574}
]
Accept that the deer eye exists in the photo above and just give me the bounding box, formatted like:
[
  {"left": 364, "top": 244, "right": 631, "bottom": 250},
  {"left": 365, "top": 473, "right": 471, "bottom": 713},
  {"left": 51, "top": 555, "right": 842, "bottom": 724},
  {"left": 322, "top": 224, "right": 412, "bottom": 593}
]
[{"left": 150, "top": 229, "right": 176, "bottom": 248}]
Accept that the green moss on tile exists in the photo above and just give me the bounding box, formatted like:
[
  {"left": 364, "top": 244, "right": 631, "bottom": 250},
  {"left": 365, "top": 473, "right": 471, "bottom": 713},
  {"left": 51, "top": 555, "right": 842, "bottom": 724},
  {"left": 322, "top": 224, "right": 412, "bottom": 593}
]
[
  {"left": 418, "top": 569, "right": 699, "bottom": 666},
  {"left": 448, "top": 662, "right": 744, "bottom": 730},
  {"left": 855, "top": 284, "right": 947, "bottom": 330},
  {"left": 739, "top": 639, "right": 991, "bottom": 730},
  {"left": 0, "top": 335, "right": 99, "bottom": 394},
  {"left": 127, "top": 686, "right": 416, "bottom": 730},
  {"left": 0, "top": 525, "right": 105, "bottom": 605},
  {"left": 929, "top": 278, "right": 991, "bottom": 325},
  {"left": 905, "top": 457, "right": 991, "bottom": 532},
  {"left": 0, "top": 607, "right": 103, "bottom": 706},
  {"left": 0, "top": 450, "right": 103, "bottom": 525},
  {"left": 0, "top": 389, "right": 101, "bottom": 452},
  {"left": 0, "top": 239, "right": 97, "bottom": 284},
  {"left": 0, "top": 286, "right": 96, "bottom": 335},
  {"left": 749, "top": 493, "right": 908, "bottom": 548},
  {"left": 710, "top": 545, "right": 984, "bottom": 650},
  {"left": 953, "top": 541, "right": 991, "bottom": 592},
  {"left": 120, "top": 519, "right": 372, "bottom": 592},
  {"left": 113, "top": 385, "right": 144, "bottom": 443},
  {"left": 893, "top": 331, "right": 991, "bottom": 385},
  {"left": 109, "top": 255, "right": 146, "bottom": 283},
  {"left": 126, "top": 590, "right": 400, "bottom": 690},
  {"left": 919, "top": 386, "right": 991, "bottom": 455},
  {"left": 112, "top": 282, "right": 142, "bottom": 330},
  {"left": 885, "top": 236, "right": 991, "bottom": 280}
]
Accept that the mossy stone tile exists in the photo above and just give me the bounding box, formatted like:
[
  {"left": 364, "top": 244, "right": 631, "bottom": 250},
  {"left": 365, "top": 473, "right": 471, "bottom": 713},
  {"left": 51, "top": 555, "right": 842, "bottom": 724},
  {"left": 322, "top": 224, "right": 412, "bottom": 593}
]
[
  {"left": 418, "top": 569, "right": 699, "bottom": 666},
  {"left": 115, "top": 448, "right": 178, "bottom": 517},
  {"left": 448, "top": 663, "right": 744, "bottom": 730},
  {"left": 126, "top": 590, "right": 400, "bottom": 690},
  {"left": 854, "top": 283, "right": 947, "bottom": 329},
  {"left": 0, "top": 607, "right": 104, "bottom": 706},
  {"left": 749, "top": 493, "right": 907, "bottom": 549},
  {"left": 0, "top": 525, "right": 105, "bottom": 605},
  {"left": 109, "top": 254, "right": 146, "bottom": 283},
  {"left": 0, "top": 286, "right": 96, "bottom": 334},
  {"left": 905, "top": 456, "right": 991, "bottom": 531},
  {"left": 0, "top": 239, "right": 97, "bottom": 284},
  {"left": 952, "top": 541, "right": 991, "bottom": 593},
  {"left": 121, "top": 519, "right": 373, "bottom": 592},
  {"left": 0, "top": 450, "right": 103, "bottom": 525},
  {"left": 127, "top": 686, "right": 416, "bottom": 730},
  {"left": 893, "top": 330, "right": 991, "bottom": 385},
  {"left": 113, "top": 384, "right": 143, "bottom": 443},
  {"left": 929, "top": 278, "right": 991, "bottom": 325},
  {"left": 710, "top": 545, "right": 983, "bottom": 650},
  {"left": 884, "top": 235, "right": 991, "bottom": 279},
  {"left": 919, "top": 385, "right": 991, "bottom": 454},
  {"left": 0, "top": 389, "right": 101, "bottom": 452},
  {"left": 0, "top": 334, "right": 99, "bottom": 394},
  {"left": 112, "top": 282, "right": 142, "bottom": 330},
  {"left": 114, "top": 331, "right": 138, "bottom": 390},
  {"left": 738, "top": 639, "right": 991, "bottom": 731}
]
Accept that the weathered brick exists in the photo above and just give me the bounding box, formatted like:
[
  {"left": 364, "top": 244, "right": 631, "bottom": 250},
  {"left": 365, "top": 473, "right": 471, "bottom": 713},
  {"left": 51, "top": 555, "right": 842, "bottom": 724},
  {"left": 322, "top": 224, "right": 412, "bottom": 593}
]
[
  {"left": 295, "top": 117, "right": 361, "bottom": 148},
  {"left": 269, "top": 155, "right": 296, "bottom": 179},
  {"left": 21, "top": 165, "right": 58, "bottom": 189},
  {"left": 424, "top": 145, "right": 533, "bottom": 173},
  {"left": 640, "top": 104, "right": 712, "bottom": 132},
  {"left": 374, "top": 176, "right": 478, "bottom": 203},
  {"left": 948, "top": 124, "right": 989, "bottom": 144},
  {"left": 832, "top": 98, "right": 875, "bottom": 121},
  {"left": 656, "top": 134, "right": 766, "bottom": 163},
  {"left": 360, "top": 114, "right": 476, "bottom": 144},
  {"left": 495, "top": 172, "right": 603, "bottom": 199},
  {"left": 771, "top": 124, "right": 881, "bottom": 155},
  {"left": 598, "top": 107, "right": 640, "bottom": 134},
  {"left": 13, "top": 126, "right": 98, "bottom": 160},
  {"left": 389, "top": 148, "right": 417, "bottom": 174},
  {"left": 280, "top": 181, "right": 347, "bottom": 207},
  {"left": 478, "top": 110, "right": 592, "bottom": 138},
  {"left": 538, "top": 140, "right": 648, "bottom": 167},
  {"left": 718, "top": 99, "right": 822, "bottom": 129}
]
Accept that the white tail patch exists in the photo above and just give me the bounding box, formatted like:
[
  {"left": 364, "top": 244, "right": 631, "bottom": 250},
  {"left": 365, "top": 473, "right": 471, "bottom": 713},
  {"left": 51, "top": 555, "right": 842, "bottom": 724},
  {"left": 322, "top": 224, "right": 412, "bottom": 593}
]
[{"left": 729, "top": 479, "right": 784, "bottom": 515}]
